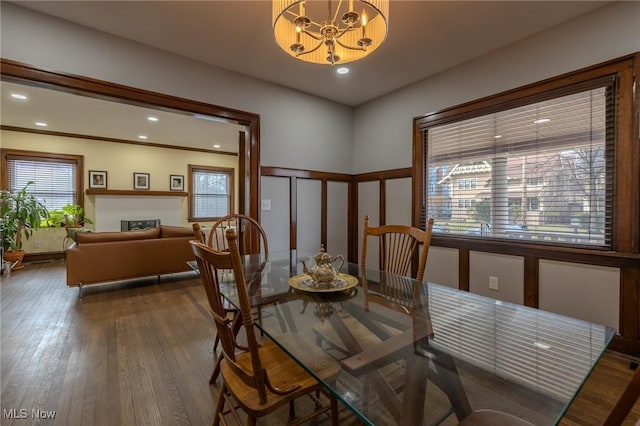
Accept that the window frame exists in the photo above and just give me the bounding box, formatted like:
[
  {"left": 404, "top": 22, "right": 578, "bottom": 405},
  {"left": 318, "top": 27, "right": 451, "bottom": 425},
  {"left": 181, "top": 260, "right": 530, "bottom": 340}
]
[
  {"left": 422, "top": 81, "right": 615, "bottom": 248},
  {"left": 187, "top": 164, "right": 234, "bottom": 222},
  {"left": 1, "top": 148, "right": 84, "bottom": 208},
  {"left": 412, "top": 54, "right": 638, "bottom": 255}
]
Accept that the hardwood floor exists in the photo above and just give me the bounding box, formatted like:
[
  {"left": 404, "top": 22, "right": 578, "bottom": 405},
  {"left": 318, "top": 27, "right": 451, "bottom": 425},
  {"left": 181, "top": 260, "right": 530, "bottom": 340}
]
[{"left": 1, "top": 260, "right": 639, "bottom": 425}]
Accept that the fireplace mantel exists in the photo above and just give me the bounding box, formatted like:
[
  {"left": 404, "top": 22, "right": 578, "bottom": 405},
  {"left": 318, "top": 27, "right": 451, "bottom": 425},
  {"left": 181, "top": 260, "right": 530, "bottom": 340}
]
[{"left": 86, "top": 189, "right": 187, "bottom": 197}]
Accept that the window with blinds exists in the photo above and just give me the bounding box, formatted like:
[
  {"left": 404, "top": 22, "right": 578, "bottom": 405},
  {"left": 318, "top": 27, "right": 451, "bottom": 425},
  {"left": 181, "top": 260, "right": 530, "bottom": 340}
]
[
  {"left": 4, "top": 153, "right": 79, "bottom": 210},
  {"left": 422, "top": 79, "right": 614, "bottom": 248},
  {"left": 189, "top": 165, "right": 234, "bottom": 220}
]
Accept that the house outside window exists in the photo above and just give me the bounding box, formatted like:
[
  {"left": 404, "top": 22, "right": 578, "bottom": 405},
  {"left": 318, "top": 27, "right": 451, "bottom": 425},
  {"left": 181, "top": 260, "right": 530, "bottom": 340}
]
[
  {"left": 527, "top": 177, "right": 543, "bottom": 186},
  {"left": 420, "top": 80, "right": 613, "bottom": 247},
  {"left": 527, "top": 197, "right": 540, "bottom": 211},
  {"left": 188, "top": 165, "right": 234, "bottom": 221},
  {"left": 1, "top": 149, "right": 83, "bottom": 211},
  {"left": 457, "top": 178, "right": 478, "bottom": 190}
]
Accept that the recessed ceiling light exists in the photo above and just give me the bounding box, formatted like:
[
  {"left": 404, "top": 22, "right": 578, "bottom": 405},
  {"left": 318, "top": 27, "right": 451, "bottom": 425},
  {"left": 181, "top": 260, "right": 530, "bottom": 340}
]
[
  {"left": 11, "top": 93, "right": 28, "bottom": 100},
  {"left": 35, "top": 122, "right": 47, "bottom": 127},
  {"left": 138, "top": 135, "right": 148, "bottom": 140},
  {"left": 494, "top": 135, "right": 502, "bottom": 139},
  {"left": 213, "top": 144, "right": 221, "bottom": 148},
  {"left": 336, "top": 67, "right": 349, "bottom": 75},
  {"left": 147, "top": 116, "right": 158, "bottom": 122},
  {"left": 534, "top": 118, "right": 550, "bottom": 124}
]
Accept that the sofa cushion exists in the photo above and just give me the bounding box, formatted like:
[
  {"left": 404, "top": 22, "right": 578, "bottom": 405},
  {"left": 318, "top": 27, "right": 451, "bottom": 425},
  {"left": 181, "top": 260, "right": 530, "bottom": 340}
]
[
  {"left": 76, "top": 227, "right": 160, "bottom": 244},
  {"left": 160, "top": 225, "right": 194, "bottom": 238}
]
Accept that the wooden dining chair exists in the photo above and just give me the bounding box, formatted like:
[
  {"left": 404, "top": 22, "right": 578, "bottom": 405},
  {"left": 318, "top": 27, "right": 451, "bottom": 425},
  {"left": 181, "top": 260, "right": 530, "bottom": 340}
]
[
  {"left": 208, "top": 213, "right": 268, "bottom": 259},
  {"left": 357, "top": 216, "right": 533, "bottom": 425},
  {"left": 197, "top": 215, "right": 271, "bottom": 383},
  {"left": 193, "top": 222, "right": 206, "bottom": 245},
  {"left": 349, "top": 216, "right": 471, "bottom": 422},
  {"left": 360, "top": 215, "right": 434, "bottom": 314},
  {"left": 360, "top": 215, "right": 434, "bottom": 282},
  {"left": 209, "top": 214, "right": 269, "bottom": 313},
  {"left": 190, "top": 231, "right": 340, "bottom": 426}
]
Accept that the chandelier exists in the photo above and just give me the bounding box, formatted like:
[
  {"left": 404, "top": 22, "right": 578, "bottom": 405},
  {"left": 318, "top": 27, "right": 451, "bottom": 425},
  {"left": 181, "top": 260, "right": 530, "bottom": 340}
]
[{"left": 272, "top": 0, "right": 389, "bottom": 66}]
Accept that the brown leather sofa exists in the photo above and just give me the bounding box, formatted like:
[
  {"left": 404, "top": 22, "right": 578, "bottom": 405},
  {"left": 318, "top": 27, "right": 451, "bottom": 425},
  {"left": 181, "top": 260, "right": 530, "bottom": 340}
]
[{"left": 66, "top": 225, "right": 195, "bottom": 296}]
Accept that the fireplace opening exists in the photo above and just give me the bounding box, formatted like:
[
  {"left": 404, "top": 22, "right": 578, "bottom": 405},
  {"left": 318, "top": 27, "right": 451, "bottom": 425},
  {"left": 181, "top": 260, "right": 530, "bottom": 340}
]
[{"left": 121, "top": 219, "right": 161, "bottom": 231}]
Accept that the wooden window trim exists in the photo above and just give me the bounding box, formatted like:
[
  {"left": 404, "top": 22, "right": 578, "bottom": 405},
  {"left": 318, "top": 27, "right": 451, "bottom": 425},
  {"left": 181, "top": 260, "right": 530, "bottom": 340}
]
[
  {"left": 188, "top": 164, "right": 234, "bottom": 222},
  {"left": 413, "top": 53, "right": 639, "bottom": 259},
  {"left": 1, "top": 148, "right": 84, "bottom": 208}
]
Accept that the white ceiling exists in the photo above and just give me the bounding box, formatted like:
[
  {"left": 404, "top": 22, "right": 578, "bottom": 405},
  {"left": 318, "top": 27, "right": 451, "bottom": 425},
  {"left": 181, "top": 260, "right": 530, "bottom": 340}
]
[
  {"left": 10, "top": 0, "right": 609, "bottom": 106},
  {"left": 1, "top": 1, "right": 610, "bottom": 150},
  {"left": 1, "top": 81, "right": 245, "bottom": 152}
]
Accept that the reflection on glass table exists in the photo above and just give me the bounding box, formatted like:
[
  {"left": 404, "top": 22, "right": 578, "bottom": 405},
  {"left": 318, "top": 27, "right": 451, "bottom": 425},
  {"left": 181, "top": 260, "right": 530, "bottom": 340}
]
[{"left": 215, "top": 250, "right": 615, "bottom": 426}]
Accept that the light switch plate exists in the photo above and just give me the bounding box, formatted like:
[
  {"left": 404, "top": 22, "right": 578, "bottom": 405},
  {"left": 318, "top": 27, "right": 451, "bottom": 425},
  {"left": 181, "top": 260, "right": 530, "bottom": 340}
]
[
  {"left": 261, "top": 199, "right": 271, "bottom": 211},
  {"left": 489, "top": 276, "right": 499, "bottom": 291}
]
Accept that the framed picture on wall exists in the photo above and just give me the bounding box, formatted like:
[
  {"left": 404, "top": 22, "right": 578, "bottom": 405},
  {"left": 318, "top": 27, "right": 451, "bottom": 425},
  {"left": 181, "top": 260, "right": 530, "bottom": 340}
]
[
  {"left": 133, "top": 172, "right": 150, "bottom": 190},
  {"left": 89, "top": 170, "right": 108, "bottom": 189},
  {"left": 170, "top": 175, "right": 184, "bottom": 191}
]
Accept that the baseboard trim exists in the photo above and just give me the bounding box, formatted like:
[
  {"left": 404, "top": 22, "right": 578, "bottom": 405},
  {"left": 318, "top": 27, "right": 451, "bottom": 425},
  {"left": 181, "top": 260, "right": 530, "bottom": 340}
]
[{"left": 24, "top": 251, "right": 65, "bottom": 263}]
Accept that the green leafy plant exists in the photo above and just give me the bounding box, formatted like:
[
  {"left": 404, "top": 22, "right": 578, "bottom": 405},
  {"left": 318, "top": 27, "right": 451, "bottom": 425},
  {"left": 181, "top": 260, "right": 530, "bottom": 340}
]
[
  {"left": 1, "top": 182, "right": 49, "bottom": 252},
  {"left": 44, "top": 203, "right": 92, "bottom": 228}
]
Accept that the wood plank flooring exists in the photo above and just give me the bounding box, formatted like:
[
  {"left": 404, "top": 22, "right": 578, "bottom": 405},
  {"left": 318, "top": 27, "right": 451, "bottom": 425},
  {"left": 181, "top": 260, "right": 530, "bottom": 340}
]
[{"left": 1, "top": 260, "right": 639, "bottom": 425}]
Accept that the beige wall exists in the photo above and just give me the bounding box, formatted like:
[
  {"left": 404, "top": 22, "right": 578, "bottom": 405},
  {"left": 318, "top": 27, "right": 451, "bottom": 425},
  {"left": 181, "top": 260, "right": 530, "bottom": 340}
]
[{"left": 2, "top": 129, "right": 238, "bottom": 236}]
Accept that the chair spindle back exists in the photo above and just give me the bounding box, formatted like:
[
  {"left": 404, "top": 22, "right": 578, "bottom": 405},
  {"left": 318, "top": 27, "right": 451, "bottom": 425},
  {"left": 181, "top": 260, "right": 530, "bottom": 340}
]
[
  {"left": 360, "top": 215, "right": 434, "bottom": 281},
  {"left": 209, "top": 214, "right": 269, "bottom": 260},
  {"left": 190, "top": 230, "right": 270, "bottom": 403}
]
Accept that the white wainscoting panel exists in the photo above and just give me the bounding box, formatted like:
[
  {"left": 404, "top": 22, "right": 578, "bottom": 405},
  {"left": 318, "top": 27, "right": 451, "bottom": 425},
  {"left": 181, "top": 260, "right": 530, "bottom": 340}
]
[
  {"left": 469, "top": 251, "right": 524, "bottom": 304},
  {"left": 260, "top": 176, "right": 290, "bottom": 253},
  {"left": 326, "top": 181, "right": 348, "bottom": 258},
  {"left": 539, "top": 260, "right": 619, "bottom": 330},
  {"left": 425, "top": 246, "right": 459, "bottom": 288},
  {"left": 358, "top": 181, "right": 380, "bottom": 270},
  {"left": 297, "top": 179, "right": 322, "bottom": 255}
]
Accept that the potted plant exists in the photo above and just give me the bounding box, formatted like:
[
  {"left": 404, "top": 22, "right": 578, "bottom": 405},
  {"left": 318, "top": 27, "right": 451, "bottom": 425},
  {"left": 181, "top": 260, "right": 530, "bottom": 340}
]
[
  {"left": 45, "top": 203, "right": 92, "bottom": 228},
  {"left": 1, "top": 182, "right": 49, "bottom": 270},
  {"left": 43, "top": 203, "right": 93, "bottom": 249}
]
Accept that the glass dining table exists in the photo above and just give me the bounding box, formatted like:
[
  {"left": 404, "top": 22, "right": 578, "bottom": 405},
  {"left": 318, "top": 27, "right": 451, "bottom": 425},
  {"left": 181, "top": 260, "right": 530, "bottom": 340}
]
[{"left": 215, "top": 250, "right": 615, "bottom": 426}]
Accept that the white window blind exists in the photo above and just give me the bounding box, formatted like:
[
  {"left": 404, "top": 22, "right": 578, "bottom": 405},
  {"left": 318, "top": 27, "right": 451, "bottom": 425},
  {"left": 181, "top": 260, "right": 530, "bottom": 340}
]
[
  {"left": 191, "top": 168, "right": 232, "bottom": 219},
  {"left": 6, "top": 157, "right": 77, "bottom": 210},
  {"left": 424, "top": 81, "right": 614, "bottom": 248}
]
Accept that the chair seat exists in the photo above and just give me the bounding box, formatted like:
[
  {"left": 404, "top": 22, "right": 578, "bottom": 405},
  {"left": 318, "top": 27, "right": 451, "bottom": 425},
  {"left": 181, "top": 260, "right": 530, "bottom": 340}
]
[
  {"left": 221, "top": 334, "right": 341, "bottom": 417},
  {"left": 457, "top": 409, "right": 535, "bottom": 426}
]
